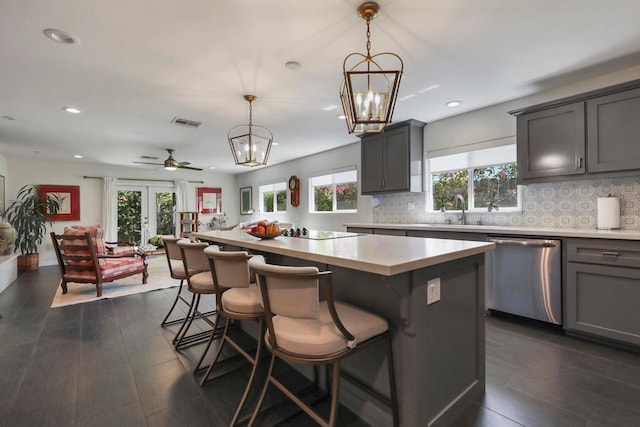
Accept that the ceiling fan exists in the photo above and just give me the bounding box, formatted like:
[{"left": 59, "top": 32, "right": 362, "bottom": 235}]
[{"left": 133, "top": 149, "right": 202, "bottom": 171}]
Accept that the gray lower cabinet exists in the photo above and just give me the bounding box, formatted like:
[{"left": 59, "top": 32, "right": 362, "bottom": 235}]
[
  {"left": 360, "top": 119, "right": 425, "bottom": 194},
  {"left": 565, "top": 238, "right": 640, "bottom": 346}
]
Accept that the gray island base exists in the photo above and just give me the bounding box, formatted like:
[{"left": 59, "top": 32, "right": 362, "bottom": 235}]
[{"left": 192, "top": 230, "right": 495, "bottom": 426}]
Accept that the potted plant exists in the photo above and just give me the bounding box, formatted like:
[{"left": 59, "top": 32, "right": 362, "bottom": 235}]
[{"left": 2, "top": 184, "right": 62, "bottom": 271}]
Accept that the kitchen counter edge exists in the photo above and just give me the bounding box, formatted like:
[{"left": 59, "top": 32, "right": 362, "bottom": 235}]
[{"left": 344, "top": 223, "right": 640, "bottom": 240}]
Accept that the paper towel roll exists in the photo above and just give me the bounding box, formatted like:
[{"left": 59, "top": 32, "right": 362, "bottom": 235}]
[{"left": 597, "top": 197, "right": 620, "bottom": 229}]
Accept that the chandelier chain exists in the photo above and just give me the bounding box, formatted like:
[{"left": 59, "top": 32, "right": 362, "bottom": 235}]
[{"left": 365, "top": 19, "right": 372, "bottom": 59}]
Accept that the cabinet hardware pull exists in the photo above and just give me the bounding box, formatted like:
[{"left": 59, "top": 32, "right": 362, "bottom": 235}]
[
  {"left": 602, "top": 251, "right": 620, "bottom": 256},
  {"left": 577, "top": 156, "right": 583, "bottom": 169}
]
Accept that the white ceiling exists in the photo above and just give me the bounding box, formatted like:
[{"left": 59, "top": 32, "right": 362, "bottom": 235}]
[{"left": 2, "top": 0, "right": 640, "bottom": 174}]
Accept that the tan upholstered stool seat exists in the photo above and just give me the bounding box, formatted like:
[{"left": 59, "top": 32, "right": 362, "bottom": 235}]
[
  {"left": 188, "top": 271, "right": 215, "bottom": 292},
  {"left": 222, "top": 285, "right": 263, "bottom": 315},
  {"left": 268, "top": 301, "right": 388, "bottom": 356}
]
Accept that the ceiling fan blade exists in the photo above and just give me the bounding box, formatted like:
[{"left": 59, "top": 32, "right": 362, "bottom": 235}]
[
  {"left": 133, "top": 161, "right": 163, "bottom": 166},
  {"left": 177, "top": 161, "right": 191, "bottom": 166},
  {"left": 177, "top": 165, "right": 203, "bottom": 171}
]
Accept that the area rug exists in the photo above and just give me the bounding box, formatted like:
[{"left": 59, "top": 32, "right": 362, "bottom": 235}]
[{"left": 51, "top": 255, "right": 177, "bottom": 308}]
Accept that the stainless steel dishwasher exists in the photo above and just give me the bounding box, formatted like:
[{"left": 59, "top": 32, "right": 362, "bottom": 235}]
[{"left": 486, "top": 236, "right": 562, "bottom": 325}]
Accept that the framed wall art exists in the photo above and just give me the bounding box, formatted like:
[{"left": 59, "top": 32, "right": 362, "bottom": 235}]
[
  {"left": 197, "top": 187, "right": 222, "bottom": 214},
  {"left": 38, "top": 184, "right": 80, "bottom": 221},
  {"left": 240, "top": 186, "right": 253, "bottom": 215}
]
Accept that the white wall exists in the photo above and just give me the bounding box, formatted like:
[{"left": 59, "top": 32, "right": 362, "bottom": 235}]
[
  {"left": 5, "top": 154, "right": 237, "bottom": 266},
  {"left": 236, "top": 142, "right": 373, "bottom": 231},
  {"left": 425, "top": 64, "right": 640, "bottom": 155}
]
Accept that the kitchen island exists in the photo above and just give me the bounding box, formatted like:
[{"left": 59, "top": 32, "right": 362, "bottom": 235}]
[{"left": 192, "top": 229, "right": 495, "bottom": 427}]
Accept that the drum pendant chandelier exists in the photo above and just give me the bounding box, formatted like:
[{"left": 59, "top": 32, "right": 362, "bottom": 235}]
[
  {"left": 340, "top": 2, "right": 403, "bottom": 134},
  {"left": 228, "top": 95, "right": 273, "bottom": 167}
]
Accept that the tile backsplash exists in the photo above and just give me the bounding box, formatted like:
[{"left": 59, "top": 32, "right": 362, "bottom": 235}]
[{"left": 373, "top": 176, "right": 640, "bottom": 230}]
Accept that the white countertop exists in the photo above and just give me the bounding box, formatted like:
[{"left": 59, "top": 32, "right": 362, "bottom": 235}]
[
  {"left": 192, "top": 229, "right": 495, "bottom": 276},
  {"left": 344, "top": 223, "right": 640, "bottom": 240}
]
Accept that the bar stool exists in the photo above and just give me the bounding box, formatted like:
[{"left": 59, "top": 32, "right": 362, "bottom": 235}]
[
  {"left": 249, "top": 262, "right": 399, "bottom": 427},
  {"left": 199, "top": 247, "right": 266, "bottom": 426},
  {"left": 160, "top": 237, "right": 190, "bottom": 329},
  {"left": 174, "top": 240, "right": 220, "bottom": 350}
]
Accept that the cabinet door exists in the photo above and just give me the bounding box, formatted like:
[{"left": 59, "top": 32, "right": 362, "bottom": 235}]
[
  {"left": 587, "top": 87, "right": 640, "bottom": 173},
  {"left": 361, "top": 133, "right": 384, "bottom": 194},
  {"left": 381, "top": 125, "right": 410, "bottom": 192},
  {"left": 565, "top": 262, "right": 640, "bottom": 346},
  {"left": 517, "top": 102, "right": 585, "bottom": 182}
]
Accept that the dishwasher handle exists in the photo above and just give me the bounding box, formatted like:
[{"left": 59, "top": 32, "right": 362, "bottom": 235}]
[{"left": 488, "top": 237, "right": 559, "bottom": 248}]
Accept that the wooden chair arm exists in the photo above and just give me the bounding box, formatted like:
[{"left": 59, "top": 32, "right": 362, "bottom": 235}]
[{"left": 321, "top": 272, "right": 355, "bottom": 342}]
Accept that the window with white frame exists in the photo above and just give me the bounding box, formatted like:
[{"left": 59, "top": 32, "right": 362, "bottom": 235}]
[
  {"left": 309, "top": 169, "right": 358, "bottom": 213},
  {"left": 259, "top": 181, "right": 287, "bottom": 214},
  {"left": 427, "top": 145, "right": 520, "bottom": 212}
]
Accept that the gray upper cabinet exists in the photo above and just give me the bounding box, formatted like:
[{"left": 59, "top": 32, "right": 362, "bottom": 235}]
[
  {"left": 516, "top": 102, "right": 585, "bottom": 181},
  {"left": 587, "top": 87, "right": 640, "bottom": 173},
  {"left": 511, "top": 79, "right": 640, "bottom": 184},
  {"left": 360, "top": 119, "right": 425, "bottom": 194}
]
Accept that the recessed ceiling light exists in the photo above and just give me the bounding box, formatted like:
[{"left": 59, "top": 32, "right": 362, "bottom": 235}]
[
  {"left": 272, "top": 142, "right": 279, "bottom": 146},
  {"left": 209, "top": 166, "right": 216, "bottom": 170},
  {"left": 322, "top": 105, "right": 338, "bottom": 111},
  {"left": 43, "top": 29, "right": 80, "bottom": 45},
  {"left": 446, "top": 100, "right": 462, "bottom": 108},
  {"left": 284, "top": 61, "right": 301, "bottom": 70},
  {"left": 73, "top": 154, "right": 83, "bottom": 158},
  {"left": 63, "top": 107, "right": 81, "bottom": 114},
  {"left": 337, "top": 114, "right": 346, "bottom": 120}
]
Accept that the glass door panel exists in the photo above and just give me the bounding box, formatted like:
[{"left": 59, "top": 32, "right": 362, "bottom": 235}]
[{"left": 117, "top": 187, "right": 147, "bottom": 245}]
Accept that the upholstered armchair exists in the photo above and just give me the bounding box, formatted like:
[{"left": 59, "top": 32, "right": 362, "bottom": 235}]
[{"left": 50, "top": 225, "right": 148, "bottom": 297}]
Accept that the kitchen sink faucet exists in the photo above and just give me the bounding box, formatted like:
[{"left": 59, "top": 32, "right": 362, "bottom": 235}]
[{"left": 454, "top": 194, "right": 466, "bottom": 225}]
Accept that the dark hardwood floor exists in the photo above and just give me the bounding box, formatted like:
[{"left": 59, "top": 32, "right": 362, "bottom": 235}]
[{"left": 0, "top": 265, "right": 639, "bottom": 426}]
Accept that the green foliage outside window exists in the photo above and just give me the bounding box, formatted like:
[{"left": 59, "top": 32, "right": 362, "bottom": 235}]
[
  {"left": 473, "top": 163, "right": 518, "bottom": 210},
  {"left": 263, "top": 192, "right": 274, "bottom": 212},
  {"left": 118, "top": 190, "right": 141, "bottom": 244},
  {"left": 156, "top": 192, "right": 175, "bottom": 235},
  {"left": 276, "top": 190, "right": 287, "bottom": 211},
  {"left": 432, "top": 163, "right": 518, "bottom": 211},
  {"left": 314, "top": 185, "right": 333, "bottom": 211},
  {"left": 432, "top": 170, "right": 468, "bottom": 210},
  {"left": 336, "top": 183, "right": 357, "bottom": 210},
  {"left": 313, "top": 182, "right": 357, "bottom": 212},
  {"left": 262, "top": 190, "right": 287, "bottom": 213}
]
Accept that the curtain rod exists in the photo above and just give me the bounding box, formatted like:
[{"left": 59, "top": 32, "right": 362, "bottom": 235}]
[{"left": 83, "top": 176, "right": 204, "bottom": 184}]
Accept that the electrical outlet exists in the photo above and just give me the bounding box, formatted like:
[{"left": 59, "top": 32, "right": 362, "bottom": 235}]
[{"left": 427, "top": 278, "right": 441, "bottom": 305}]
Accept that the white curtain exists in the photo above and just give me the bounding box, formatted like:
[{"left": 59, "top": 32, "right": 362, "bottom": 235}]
[
  {"left": 102, "top": 177, "right": 118, "bottom": 241},
  {"left": 175, "top": 179, "right": 189, "bottom": 212}
]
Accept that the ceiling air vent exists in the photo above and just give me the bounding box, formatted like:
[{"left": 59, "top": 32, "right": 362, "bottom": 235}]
[{"left": 171, "top": 117, "right": 202, "bottom": 128}]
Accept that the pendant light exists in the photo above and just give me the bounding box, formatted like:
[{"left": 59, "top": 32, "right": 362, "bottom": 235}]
[
  {"left": 228, "top": 95, "right": 273, "bottom": 167},
  {"left": 340, "top": 2, "right": 403, "bottom": 134}
]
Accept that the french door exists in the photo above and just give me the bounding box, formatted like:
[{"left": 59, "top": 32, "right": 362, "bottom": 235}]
[{"left": 117, "top": 184, "right": 176, "bottom": 245}]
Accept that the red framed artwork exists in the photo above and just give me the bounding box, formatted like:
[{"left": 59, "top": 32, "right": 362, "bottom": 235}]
[
  {"left": 197, "top": 187, "right": 222, "bottom": 214},
  {"left": 38, "top": 185, "right": 80, "bottom": 221}
]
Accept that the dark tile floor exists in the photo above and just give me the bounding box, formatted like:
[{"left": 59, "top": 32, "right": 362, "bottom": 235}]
[{"left": 0, "top": 265, "right": 639, "bottom": 426}]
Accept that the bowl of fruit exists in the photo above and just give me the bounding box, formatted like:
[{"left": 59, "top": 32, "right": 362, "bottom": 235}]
[{"left": 247, "top": 221, "right": 286, "bottom": 239}]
